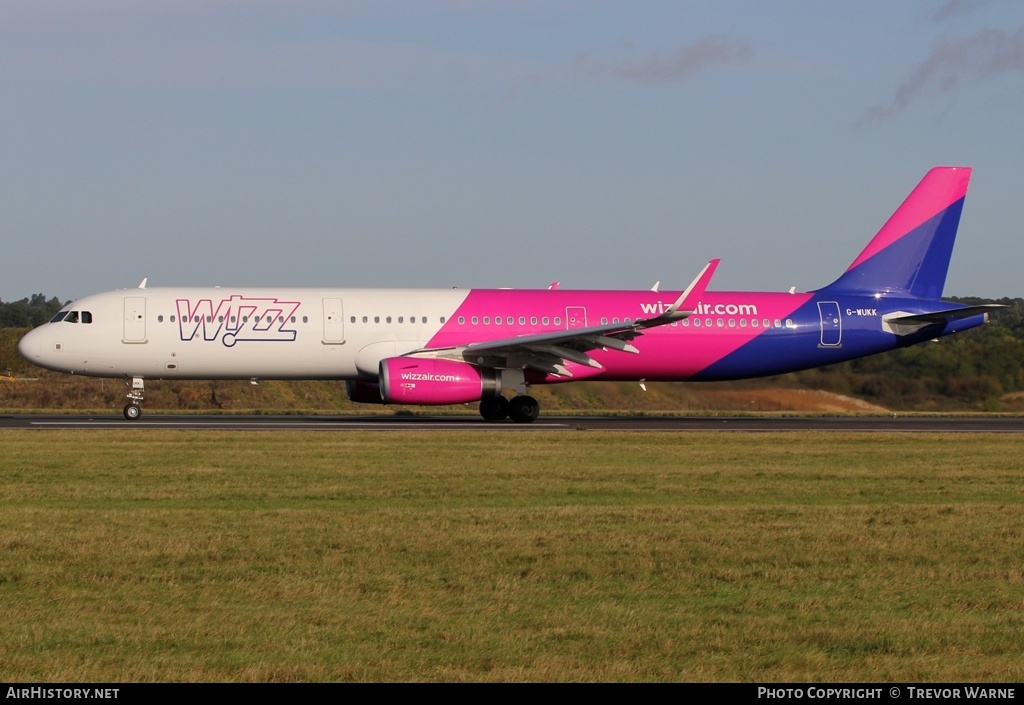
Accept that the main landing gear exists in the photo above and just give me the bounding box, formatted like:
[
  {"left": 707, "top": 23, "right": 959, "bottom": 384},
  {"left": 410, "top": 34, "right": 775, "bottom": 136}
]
[
  {"left": 479, "top": 395, "right": 540, "bottom": 423},
  {"left": 123, "top": 376, "right": 144, "bottom": 420}
]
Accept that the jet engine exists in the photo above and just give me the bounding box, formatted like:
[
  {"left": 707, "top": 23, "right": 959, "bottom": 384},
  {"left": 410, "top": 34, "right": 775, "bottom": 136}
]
[{"left": 378, "top": 358, "right": 500, "bottom": 405}]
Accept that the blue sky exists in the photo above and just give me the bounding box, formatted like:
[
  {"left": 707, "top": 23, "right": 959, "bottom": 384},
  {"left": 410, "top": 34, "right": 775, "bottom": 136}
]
[{"left": 2, "top": 0, "right": 1023, "bottom": 302}]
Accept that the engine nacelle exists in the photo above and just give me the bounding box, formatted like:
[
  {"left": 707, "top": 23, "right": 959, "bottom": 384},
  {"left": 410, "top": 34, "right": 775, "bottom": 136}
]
[
  {"left": 379, "top": 358, "right": 500, "bottom": 405},
  {"left": 345, "top": 380, "right": 385, "bottom": 405}
]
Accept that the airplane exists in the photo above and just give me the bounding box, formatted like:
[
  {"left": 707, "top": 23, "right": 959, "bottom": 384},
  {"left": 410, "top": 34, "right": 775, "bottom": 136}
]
[{"left": 18, "top": 166, "right": 1002, "bottom": 422}]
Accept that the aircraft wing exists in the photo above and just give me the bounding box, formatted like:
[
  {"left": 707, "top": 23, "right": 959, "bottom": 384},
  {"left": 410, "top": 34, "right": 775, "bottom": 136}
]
[{"left": 410, "top": 259, "right": 719, "bottom": 377}]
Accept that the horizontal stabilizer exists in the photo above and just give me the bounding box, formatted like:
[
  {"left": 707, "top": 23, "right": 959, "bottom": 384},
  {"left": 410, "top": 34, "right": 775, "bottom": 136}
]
[{"left": 882, "top": 304, "right": 1004, "bottom": 336}]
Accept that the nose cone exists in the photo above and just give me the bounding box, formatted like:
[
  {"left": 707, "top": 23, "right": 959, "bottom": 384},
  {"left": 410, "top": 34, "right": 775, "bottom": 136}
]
[{"left": 18, "top": 327, "right": 50, "bottom": 369}]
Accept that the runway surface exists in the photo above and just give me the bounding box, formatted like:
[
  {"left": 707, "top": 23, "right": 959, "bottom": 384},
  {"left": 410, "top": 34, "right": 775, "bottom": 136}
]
[{"left": 2, "top": 413, "right": 1024, "bottom": 432}]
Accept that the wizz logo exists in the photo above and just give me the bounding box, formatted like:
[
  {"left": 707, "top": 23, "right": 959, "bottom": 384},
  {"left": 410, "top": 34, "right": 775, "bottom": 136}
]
[{"left": 176, "top": 296, "right": 301, "bottom": 347}]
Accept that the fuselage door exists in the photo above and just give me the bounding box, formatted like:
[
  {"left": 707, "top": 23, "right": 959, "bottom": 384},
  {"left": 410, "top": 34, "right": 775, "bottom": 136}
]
[
  {"left": 566, "top": 306, "right": 587, "bottom": 330},
  {"left": 817, "top": 301, "right": 842, "bottom": 347},
  {"left": 123, "top": 296, "right": 147, "bottom": 343},
  {"left": 322, "top": 298, "right": 345, "bottom": 344}
]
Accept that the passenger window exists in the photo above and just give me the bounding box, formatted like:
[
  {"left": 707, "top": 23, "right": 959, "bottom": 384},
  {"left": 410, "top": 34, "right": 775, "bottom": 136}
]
[
  {"left": 458, "top": 316, "right": 465, "bottom": 325},
  {"left": 399, "top": 316, "right": 404, "bottom": 323},
  {"left": 158, "top": 315, "right": 164, "bottom": 323},
  {"left": 350, "top": 316, "right": 356, "bottom": 323},
  {"left": 472, "top": 316, "right": 479, "bottom": 325},
  {"left": 483, "top": 316, "right": 490, "bottom": 325},
  {"left": 421, "top": 317, "right": 427, "bottom": 324}
]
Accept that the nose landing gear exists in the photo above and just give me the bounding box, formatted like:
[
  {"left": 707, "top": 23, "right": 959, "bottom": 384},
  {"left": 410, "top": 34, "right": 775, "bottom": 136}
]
[{"left": 123, "top": 376, "right": 145, "bottom": 420}]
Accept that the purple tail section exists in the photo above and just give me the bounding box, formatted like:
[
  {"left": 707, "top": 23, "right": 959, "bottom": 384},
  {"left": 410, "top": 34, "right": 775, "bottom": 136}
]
[{"left": 820, "top": 166, "right": 971, "bottom": 299}]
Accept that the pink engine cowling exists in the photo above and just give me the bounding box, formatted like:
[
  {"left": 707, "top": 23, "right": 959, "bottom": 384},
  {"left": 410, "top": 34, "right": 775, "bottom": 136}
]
[{"left": 378, "top": 358, "right": 500, "bottom": 405}]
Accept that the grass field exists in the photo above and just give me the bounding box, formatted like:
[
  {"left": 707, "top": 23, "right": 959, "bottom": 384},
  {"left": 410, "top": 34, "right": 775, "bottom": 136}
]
[{"left": 1, "top": 430, "right": 1022, "bottom": 682}]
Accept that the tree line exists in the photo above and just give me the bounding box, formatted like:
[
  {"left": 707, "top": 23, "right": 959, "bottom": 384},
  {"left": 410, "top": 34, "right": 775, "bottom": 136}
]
[{"left": 0, "top": 294, "right": 67, "bottom": 328}]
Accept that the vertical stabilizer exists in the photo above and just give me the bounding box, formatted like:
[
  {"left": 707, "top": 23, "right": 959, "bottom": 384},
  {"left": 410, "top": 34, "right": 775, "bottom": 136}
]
[{"left": 820, "top": 166, "right": 971, "bottom": 299}]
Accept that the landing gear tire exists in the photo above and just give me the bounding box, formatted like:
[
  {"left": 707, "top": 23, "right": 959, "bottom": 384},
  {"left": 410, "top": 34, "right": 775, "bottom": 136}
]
[
  {"left": 508, "top": 395, "right": 540, "bottom": 424},
  {"left": 123, "top": 403, "right": 142, "bottom": 420},
  {"left": 479, "top": 396, "right": 510, "bottom": 421}
]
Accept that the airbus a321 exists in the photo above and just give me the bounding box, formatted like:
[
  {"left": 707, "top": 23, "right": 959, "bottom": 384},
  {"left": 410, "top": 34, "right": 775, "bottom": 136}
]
[{"left": 19, "top": 166, "right": 1000, "bottom": 422}]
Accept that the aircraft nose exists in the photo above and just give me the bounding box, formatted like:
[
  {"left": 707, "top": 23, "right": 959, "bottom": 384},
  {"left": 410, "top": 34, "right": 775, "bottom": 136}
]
[{"left": 18, "top": 327, "right": 45, "bottom": 364}]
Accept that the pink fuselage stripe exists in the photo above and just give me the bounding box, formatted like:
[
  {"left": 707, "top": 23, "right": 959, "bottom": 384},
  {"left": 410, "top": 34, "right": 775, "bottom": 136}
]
[{"left": 427, "top": 289, "right": 812, "bottom": 380}]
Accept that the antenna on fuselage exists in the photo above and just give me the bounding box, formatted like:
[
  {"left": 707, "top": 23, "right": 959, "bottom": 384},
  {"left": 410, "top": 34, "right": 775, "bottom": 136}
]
[{"left": 138, "top": 278, "right": 148, "bottom": 289}]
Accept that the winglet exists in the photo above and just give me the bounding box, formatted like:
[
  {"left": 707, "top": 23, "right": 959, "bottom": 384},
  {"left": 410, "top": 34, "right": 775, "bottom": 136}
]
[
  {"left": 636, "top": 258, "right": 719, "bottom": 329},
  {"left": 668, "top": 258, "right": 719, "bottom": 318}
]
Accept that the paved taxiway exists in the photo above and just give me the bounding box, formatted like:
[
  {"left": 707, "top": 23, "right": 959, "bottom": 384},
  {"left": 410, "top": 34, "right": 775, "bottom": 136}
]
[{"left": 2, "top": 414, "right": 1024, "bottom": 432}]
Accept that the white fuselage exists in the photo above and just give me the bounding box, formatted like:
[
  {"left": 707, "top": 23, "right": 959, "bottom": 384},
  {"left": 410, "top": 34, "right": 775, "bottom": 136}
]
[{"left": 19, "top": 287, "right": 470, "bottom": 380}]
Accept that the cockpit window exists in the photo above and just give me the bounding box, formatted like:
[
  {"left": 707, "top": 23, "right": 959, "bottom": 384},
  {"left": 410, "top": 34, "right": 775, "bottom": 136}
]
[
  {"left": 81, "top": 311, "right": 93, "bottom": 324},
  {"left": 64, "top": 311, "right": 79, "bottom": 323},
  {"left": 50, "top": 312, "right": 69, "bottom": 323}
]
